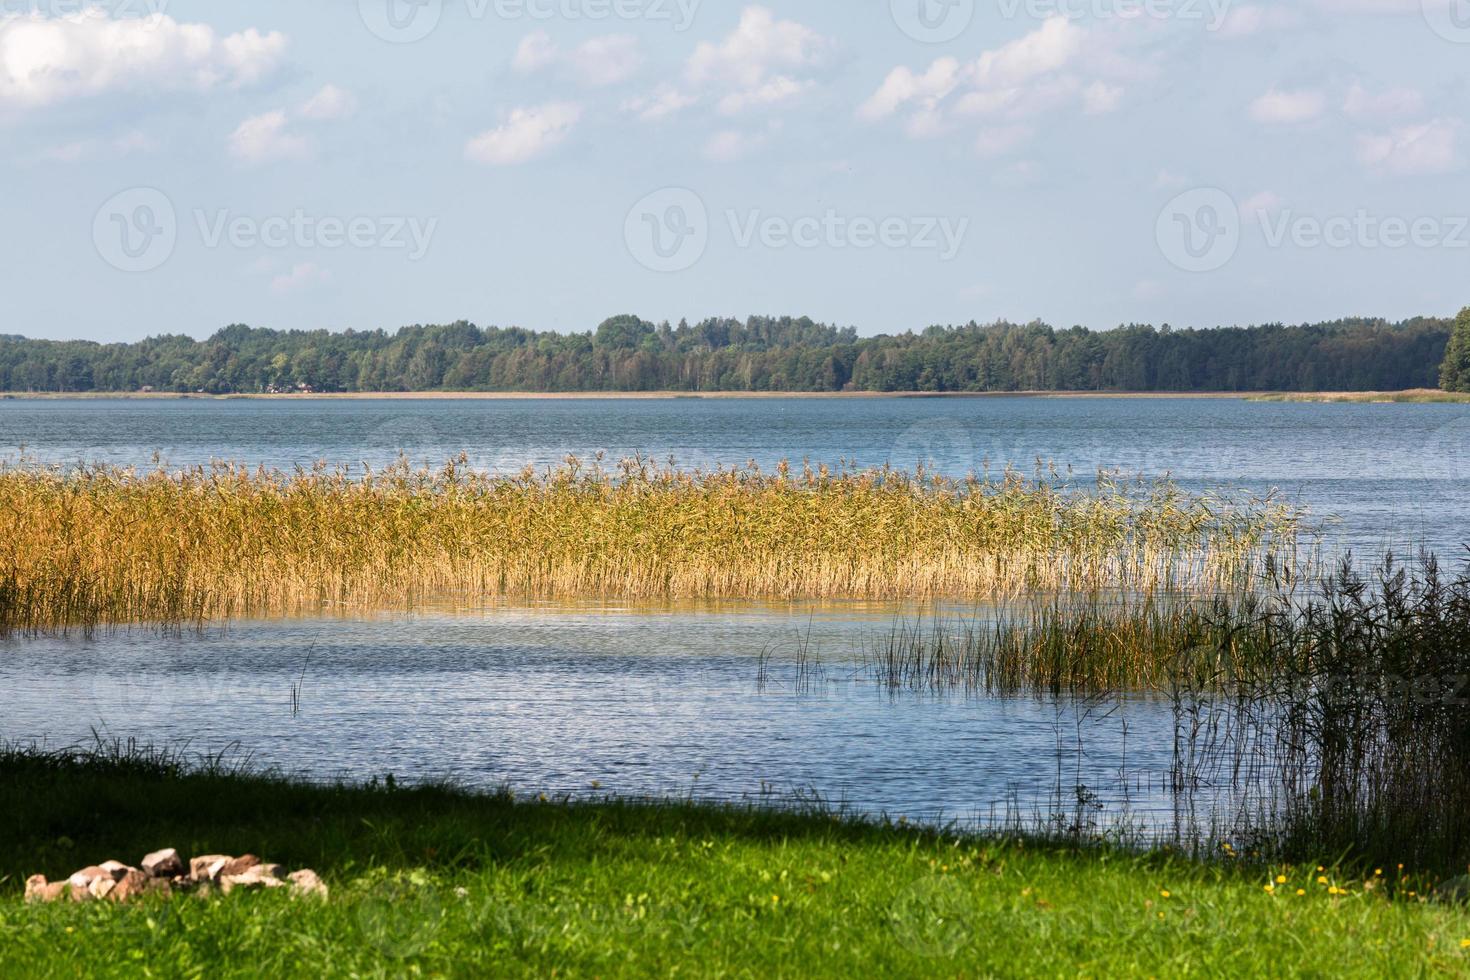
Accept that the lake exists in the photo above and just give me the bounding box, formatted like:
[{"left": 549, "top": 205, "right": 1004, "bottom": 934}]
[{"left": 2, "top": 395, "right": 1466, "bottom": 828}]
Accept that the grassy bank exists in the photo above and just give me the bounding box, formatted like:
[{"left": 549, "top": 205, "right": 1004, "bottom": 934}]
[
  {"left": 2, "top": 746, "right": 1467, "bottom": 978},
  {"left": 0, "top": 458, "right": 1300, "bottom": 633}
]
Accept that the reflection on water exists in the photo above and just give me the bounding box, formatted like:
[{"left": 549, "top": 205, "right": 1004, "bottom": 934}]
[
  {"left": 2, "top": 605, "right": 1194, "bottom": 830},
  {"left": 4, "top": 396, "right": 1462, "bottom": 830}
]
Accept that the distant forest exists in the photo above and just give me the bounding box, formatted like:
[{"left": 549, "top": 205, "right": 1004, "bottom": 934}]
[{"left": 0, "top": 315, "right": 1453, "bottom": 394}]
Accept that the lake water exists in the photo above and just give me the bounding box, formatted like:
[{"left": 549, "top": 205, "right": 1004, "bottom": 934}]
[{"left": 2, "top": 396, "right": 1466, "bottom": 827}]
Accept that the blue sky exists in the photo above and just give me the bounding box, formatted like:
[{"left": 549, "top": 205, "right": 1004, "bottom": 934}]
[{"left": 2, "top": 0, "right": 1468, "bottom": 342}]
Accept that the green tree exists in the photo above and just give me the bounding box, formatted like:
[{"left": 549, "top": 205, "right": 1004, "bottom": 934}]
[{"left": 1439, "top": 307, "right": 1470, "bottom": 392}]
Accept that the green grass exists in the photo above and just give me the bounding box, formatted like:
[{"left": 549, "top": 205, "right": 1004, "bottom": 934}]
[{"left": 3, "top": 747, "right": 1468, "bottom": 977}]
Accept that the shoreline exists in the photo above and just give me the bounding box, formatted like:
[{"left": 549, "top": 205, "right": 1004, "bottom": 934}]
[
  {"left": 0, "top": 389, "right": 1372, "bottom": 401},
  {"left": 2, "top": 389, "right": 1462, "bottom": 403}
]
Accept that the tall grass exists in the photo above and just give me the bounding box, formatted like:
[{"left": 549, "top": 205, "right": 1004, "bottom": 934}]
[
  {"left": 866, "top": 596, "right": 1270, "bottom": 695},
  {"left": 0, "top": 456, "right": 1301, "bottom": 633},
  {"left": 861, "top": 556, "right": 1470, "bottom": 874}
]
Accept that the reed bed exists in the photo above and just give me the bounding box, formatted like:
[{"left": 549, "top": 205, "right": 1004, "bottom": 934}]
[
  {"left": 860, "top": 555, "right": 1470, "bottom": 874},
  {"left": 866, "top": 596, "right": 1271, "bottom": 695},
  {"left": 0, "top": 456, "right": 1301, "bottom": 633}
]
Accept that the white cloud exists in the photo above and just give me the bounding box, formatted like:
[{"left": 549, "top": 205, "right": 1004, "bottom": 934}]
[
  {"left": 465, "top": 102, "right": 582, "bottom": 165},
  {"left": 270, "top": 262, "right": 330, "bottom": 295},
  {"left": 512, "top": 30, "right": 558, "bottom": 73},
  {"left": 687, "top": 6, "right": 829, "bottom": 115},
  {"left": 298, "top": 84, "right": 356, "bottom": 121},
  {"left": 858, "top": 57, "right": 962, "bottom": 122},
  {"left": 575, "top": 35, "right": 642, "bottom": 87},
  {"left": 1342, "top": 82, "right": 1424, "bottom": 120},
  {"left": 717, "top": 76, "right": 808, "bottom": 114},
  {"left": 687, "top": 6, "right": 828, "bottom": 89},
  {"left": 621, "top": 7, "right": 829, "bottom": 124},
  {"left": 621, "top": 85, "right": 698, "bottom": 122},
  {"left": 704, "top": 128, "right": 764, "bottom": 162},
  {"left": 1357, "top": 119, "right": 1458, "bottom": 176},
  {"left": 229, "top": 110, "right": 310, "bottom": 164},
  {"left": 1248, "top": 88, "right": 1325, "bottom": 124},
  {"left": 513, "top": 31, "right": 641, "bottom": 87},
  {"left": 859, "top": 18, "right": 1111, "bottom": 151},
  {"left": 42, "top": 130, "right": 155, "bottom": 163},
  {"left": 0, "top": 10, "right": 285, "bottom": 111},
  {"left": 1082, "top": 81, "right": 1123, "bottom": 115},
  {"left": 971, "top": 17, "right": 1082, "bottom": 90},
  {"left": 1215, "top": 5, "right": 1299, "bottom": 38}
]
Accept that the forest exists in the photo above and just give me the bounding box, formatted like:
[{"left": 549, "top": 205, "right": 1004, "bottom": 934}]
[{"left": 0, "top": 314, "right": 1453, "bottom": 394}]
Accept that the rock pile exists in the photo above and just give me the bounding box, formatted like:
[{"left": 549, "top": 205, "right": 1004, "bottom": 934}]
[{"left": 24, "top": 848, "right": 328, "bottom": 903}]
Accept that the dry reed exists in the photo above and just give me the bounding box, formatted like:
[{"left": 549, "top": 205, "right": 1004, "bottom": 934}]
[{"left": 0, "top": 456, "right": 1302, "bottom": 632}]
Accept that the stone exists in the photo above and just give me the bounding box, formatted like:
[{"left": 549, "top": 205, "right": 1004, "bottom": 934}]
[
  {"left": 38, "top": 882, "right": 69, "bottom": 903},
  {"left": 142, "top": 848, "right": 185, "bottom": 878},
  {"left": 24, "top": 875, "right": 48, "bottom": 902},
  {"left": 68, "top": 866, "right": 109, "bottom": 890},
  {"left": 287, "top": 869, "right": 328, "bottom": 899},
  {"left": 219, "top": 864, "right": 285, "bottom": 895},
  {"left": 219, "top": 855, "right": 260, "bottom": 877},
  {"left": 99, "top": 861, "right": 133, "bottom": 881},
  {"left": 190, "top": 855, "right": 232, "bottom": 882},
  {"left": 108, "top": 869, "right": 154, "bottom": 903},
  {"left": 87, "top": 877, "right": 116, "bottom": 901}
]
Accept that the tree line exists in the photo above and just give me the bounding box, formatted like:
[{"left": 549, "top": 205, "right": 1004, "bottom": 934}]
[{"left": 0, "top": 314, "right": 1456, "bottom": 395}]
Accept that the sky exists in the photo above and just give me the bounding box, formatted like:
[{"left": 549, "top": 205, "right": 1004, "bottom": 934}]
[{"left": 1, "top": 0, "right": 1468, "bottom": 343}]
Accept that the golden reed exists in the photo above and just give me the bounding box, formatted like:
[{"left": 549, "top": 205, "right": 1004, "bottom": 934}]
[{"left": 0, "top": 456, "right": 1302, "bottom": 632}]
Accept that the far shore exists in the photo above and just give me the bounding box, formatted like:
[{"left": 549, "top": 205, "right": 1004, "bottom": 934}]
[{"left": 0, "top": 389, "right": 1440, "bottom": 402}]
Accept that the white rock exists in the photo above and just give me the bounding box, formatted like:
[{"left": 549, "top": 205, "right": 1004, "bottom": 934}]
[{"left": 142, "top": 848, "right": 185, "bottom": 878}]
